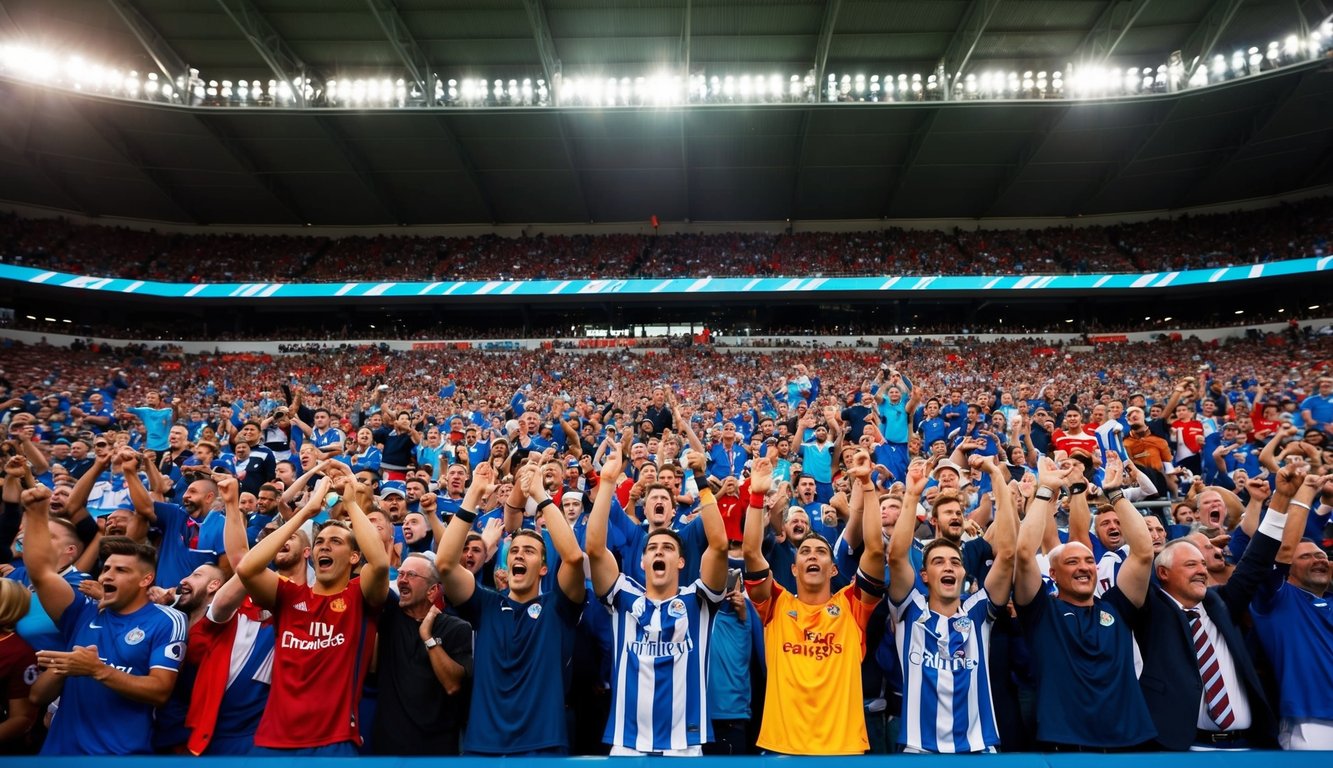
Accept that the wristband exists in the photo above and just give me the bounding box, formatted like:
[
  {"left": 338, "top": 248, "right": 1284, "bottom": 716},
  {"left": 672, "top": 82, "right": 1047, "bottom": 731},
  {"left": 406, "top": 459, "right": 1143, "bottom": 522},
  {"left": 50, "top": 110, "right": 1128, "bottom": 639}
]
[
  {"left": 1034, "top": 487, "right": 1055, "bottom": 502},
  {"left": 698, "top": 488, "right": 715, "bottom": 503},
  {"left": 536, "top": 498, "right": 555, "bottom": 514},
  {"left": 1104, "top": 489, "right": 1125, "bottom": 505},
  {"left": 1068, "top": 482, "right": 1088, "bottom": 496},
  {"left": 1287, "top": 499, "right": 1311, "bottom": 511},
  {"left": 693, "top": 470, "right": 707, "bottom": 488},
  {"left": 748, "top": 492, "right": 767, "bottom": 509},
  {"left": 743, "top": 567, "right": 770, "bottom": 582},
  {"left": 454, "top": 507, "right": 478, "bottom": 524}
]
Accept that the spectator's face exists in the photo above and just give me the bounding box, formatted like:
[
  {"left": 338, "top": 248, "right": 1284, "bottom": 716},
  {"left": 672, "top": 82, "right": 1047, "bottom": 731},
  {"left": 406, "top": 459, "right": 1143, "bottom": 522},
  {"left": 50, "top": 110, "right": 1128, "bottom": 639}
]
[
  {"left": 1289, "top": 541, "right": 1330, "bottom": 594},
  {"left": 314, "top": 411, "right": 330, "bottom": 428},
  {"left": 505, "top": 534, "right": 547, "bottom": 596},
  {"left": 168, "top": 426, "right": 188, "bottom": 449},
  {"left": 922, "top": 544, "right": 964, "bottom": 600},
  {"left": 426, "top": 428, "right": 441, "bottom": 446},
  {"left": 98, "top": 554, "right": 154, "bottom": 611},
  {"left": 793, "top": 536, "right": 834, "bottom": 590},
  {"left": 1049, "top": 543, "right": 1097, "bottom": 601},
  {"left": 401, "top": 514, "right": 427, "bottom": 544},
  {"left": 70, "top": 441, "right": 88, "bottom": 459},
  {"left": 239, "top": 492, "right": 257, "bottom": 513},
  {"left": 312, "top": 524, "right": 360, "bottom": 585},
  {"left": 406, "top": 481, "right": 426, "bottom": 501},
  {"left": 445, "top": 465, "right": 468, "bottom": 494},
  {"left": 1095, "top": 509, "right": 1123, "bottom": 549},
  {"left": 50, "top": 484, "right": 70, "bottom": 513},
  {"left": 783, "top": 509, "right": 809, "bottom": 540},
  {"left": 925, "top": 401, "right": 939, "bottom": 417},
  {"left": 1320, "top": 378, "right": 1333, "bottom": 396},
  {"left": 932, "top": 500, "right": 964, "bottom": 542},
  {"left": 380, "top": 495, "right": 405, "bottom": 521},
  {"left": 1172, "top": 503, "right": 1197, "bottom": 525},
  {"left": 642, "top": 531, "right": 683, "bottom": 591},
  {"left": 461, "top": 538, "right": 487, "bottom": 574},
  {"left": 935, "top": 468, "right": 959, "bottom": 490},
  {"left": 880, "top": 497, "right": 901, "bottom": 528},
  {"left": 1196, "top": 491, "right": 1225, "bottom": 527},
  {"left": 257, "top": 489, "right": 280, "bottom": 513},
  {"left": 1063, "top": 411, "right": 1082, "bottom": 431},
  {"left": 796, "top": 476, "right": 816, "bottom": 502},
  {"left": 175, "top": 565, "right": 221, "bottom": 613},
  {"left": 561, "top": 495, "right": 583, "bottom": 522},
  {"left": 396, "top": 558, "right": 436, "bottom": 609},
  {"left": 1144, "top": 516, "right": 1166, "bottom": 553},
  {"left": 1157, "top": 542, "right": 1208, "bottom": 603},
  {"left": 644, "top": 489, "right": 673, "bottom": 526},
  {"left": 1202, "top": 399, "right": 1216, "bottom": 416}
]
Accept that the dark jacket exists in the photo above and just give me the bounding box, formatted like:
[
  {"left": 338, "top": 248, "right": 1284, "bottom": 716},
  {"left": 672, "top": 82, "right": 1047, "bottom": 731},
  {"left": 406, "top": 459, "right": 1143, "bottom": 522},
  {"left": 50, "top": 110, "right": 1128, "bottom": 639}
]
[{"left": 1133, "top": 530, "right": 1280, "bottom": 750}]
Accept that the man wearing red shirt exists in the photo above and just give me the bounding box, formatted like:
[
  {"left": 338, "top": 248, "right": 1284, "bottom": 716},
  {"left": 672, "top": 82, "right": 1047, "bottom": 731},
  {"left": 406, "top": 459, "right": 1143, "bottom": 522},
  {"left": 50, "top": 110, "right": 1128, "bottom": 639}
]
[
  {"left": 236, "top": 464, "right": 390, "bottom": 755},
  {"left": 1052, "top": 410, "right": 1099, "bottom": 456},
  {"left": 1169, "top": 404, "right": 1205, "bottom": 474}
]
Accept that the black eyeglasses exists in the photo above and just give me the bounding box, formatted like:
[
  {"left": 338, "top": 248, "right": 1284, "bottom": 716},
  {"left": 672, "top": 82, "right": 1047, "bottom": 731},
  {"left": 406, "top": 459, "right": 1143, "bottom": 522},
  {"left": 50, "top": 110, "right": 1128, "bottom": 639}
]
[{"left": 94, "top": 442, "right": 109, "bottom": 448}]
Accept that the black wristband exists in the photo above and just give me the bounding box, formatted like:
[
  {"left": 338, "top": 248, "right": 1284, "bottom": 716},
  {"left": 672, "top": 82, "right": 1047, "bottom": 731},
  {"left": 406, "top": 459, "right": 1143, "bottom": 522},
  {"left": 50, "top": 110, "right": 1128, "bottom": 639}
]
[
  {"left": 1068, "top": 482, "right": 1088, "bottom": 496},
  {"left": 536, "top": 498, "right": 555, "bottom": 513},
  {"left": 454, "top": 507, "right": 478, "bottom": 524},
  {"left": 1104, "top": 489, "right": 1125, "bottom": 505},
  {"left": 692, "top": 470, "right": 707, "bottom": 488},
  {"left": 743, "top": 567, "right": 770, "bottom": 582}
]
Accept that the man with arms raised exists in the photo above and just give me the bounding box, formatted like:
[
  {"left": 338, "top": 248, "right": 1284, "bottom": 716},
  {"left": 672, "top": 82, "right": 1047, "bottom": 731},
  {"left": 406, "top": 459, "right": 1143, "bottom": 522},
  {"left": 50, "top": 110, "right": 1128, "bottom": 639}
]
[
  {"left": 742, "top": 451, "right": 885, "bottom": 755},
  {"left": 889, "top": 455, "right": 1017, "bottom": 753},
  {"left": 23, "top": 485, "right": 186, "bottom": 754},
  {"left": 436, "top": 461, "right": 586, "bottom": 755},
  {"left": 586, "top": 448, "right": 728, "bottom": 754},
  {"left": 1014, "top": 453, "right": 1156, "bottom": 750},
  {"left": 236, "top": 462, "right": 389, "bottom": 755}
]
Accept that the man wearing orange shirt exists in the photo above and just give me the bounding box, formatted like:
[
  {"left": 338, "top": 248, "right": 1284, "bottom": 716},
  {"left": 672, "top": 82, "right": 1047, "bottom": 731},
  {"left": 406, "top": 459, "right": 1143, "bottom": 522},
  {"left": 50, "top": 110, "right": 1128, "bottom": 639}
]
[{"left": 742, "top": 451, "right": 884, "bottom": 755}]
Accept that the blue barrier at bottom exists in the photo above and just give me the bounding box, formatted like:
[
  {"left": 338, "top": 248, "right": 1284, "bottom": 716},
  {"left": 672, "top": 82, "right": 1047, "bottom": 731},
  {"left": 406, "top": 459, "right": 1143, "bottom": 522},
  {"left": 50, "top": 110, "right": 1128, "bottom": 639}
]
[{"left": 5, "top": 754, "right": 1330, "bottom": 765}]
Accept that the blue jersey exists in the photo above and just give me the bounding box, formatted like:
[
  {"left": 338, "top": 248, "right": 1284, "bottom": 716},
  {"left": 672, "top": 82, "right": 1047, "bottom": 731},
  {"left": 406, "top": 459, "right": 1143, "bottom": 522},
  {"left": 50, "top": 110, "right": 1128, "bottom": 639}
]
[
  {"left": 456, "top": 585, "right": 582, "bottom": 754},
  {"left": 153, "top": 501, "right": 219, "bottom": 587},
  {"left": 601, "top": 574, "right": 723, "bottom": 751},
  {"left": 42, "top": 596, "right": 187, "bottom": 754},
  {"left": 878, "top": 398, "right": 910, "bottom": 444},
  {"left": 127, "top": 406, "right": 175, "bottom": 452},
  {"left": 606, "top": 505, "right": 709, "bottom": 586},
  {"left": 1016, "top": 587, "right": 1154, "bottom": 747},
  {"left": 1300, "top": 393, "right": 1333, "bottom": 429},
  {"left": 8, "top": 565, "right": 90, "bottom": 652},
  {"left": 890, "top": 588, "right": 1000, "bottom": 753},
  {"left": 415, "top": 444, "right": 447, "bottom": 479},
  {"left": 1250, "top": 565, "right": 1333, "bottom": 719},
  {"left": 309, "top": 426, "right": 345, "bottom": 454},
  {"left": 799, "top": 440, "right": 834, "bottom": 483}
]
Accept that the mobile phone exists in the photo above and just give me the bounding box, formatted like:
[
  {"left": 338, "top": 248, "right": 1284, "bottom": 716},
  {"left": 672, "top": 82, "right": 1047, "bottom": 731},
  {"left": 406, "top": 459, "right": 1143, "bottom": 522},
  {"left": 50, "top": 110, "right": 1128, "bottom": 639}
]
[{"left": 725, "top": 568, "right": 742, "bottom": 593}]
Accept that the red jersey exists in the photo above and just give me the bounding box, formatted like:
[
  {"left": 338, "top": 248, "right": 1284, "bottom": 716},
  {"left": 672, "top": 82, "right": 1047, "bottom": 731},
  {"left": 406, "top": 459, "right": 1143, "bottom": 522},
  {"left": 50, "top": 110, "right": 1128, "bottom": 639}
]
[
  {"left": 255, "top": 578, "right": 379, "bottom": 749},
  {"left": 1052, "top": 430, "right": 1099, "bottom": 456},
  {"left": 0, "top": 631, "right": 37, "bottom": 712},
  {"left": 1170, "top": 418, "right": 1204, "bottom": 454}
]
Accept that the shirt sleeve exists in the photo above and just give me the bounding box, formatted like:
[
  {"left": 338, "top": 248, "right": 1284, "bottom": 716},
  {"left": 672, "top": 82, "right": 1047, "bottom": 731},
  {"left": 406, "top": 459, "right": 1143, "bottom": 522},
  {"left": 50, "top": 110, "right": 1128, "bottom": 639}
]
[
  {"left": 750, "top": 579, "right": 784, "bottom": 625},
  {"left": 149, "top": 608, "right": 189, "bottom": 672},
  {"left": 435, "top": 615, "right": 474, "bottom": 679}
]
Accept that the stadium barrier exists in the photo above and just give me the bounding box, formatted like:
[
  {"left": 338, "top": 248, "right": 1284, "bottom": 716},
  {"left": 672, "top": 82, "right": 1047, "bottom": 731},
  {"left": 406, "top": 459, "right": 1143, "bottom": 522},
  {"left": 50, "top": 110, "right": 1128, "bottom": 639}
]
[
  {"left": 6, "top": 753, "right": 1329, "bottom": 766},
  {"left": 1, "top": 256, "right": 1328, "bottom": 301}
]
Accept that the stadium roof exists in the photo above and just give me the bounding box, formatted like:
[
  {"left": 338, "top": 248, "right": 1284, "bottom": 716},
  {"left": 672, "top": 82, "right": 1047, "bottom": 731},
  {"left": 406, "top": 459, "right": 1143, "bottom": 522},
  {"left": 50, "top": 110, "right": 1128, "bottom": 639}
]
[{"left": 0, "top": 1, "right": 1331, "bottom": 226}]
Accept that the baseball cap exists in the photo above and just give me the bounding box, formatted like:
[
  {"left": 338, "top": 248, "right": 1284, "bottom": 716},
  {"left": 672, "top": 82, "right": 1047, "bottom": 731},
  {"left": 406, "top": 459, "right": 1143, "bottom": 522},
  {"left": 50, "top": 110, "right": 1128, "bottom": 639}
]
[
  {"left": 380, "top": 480, "right": 407, "bottom": 498},
  {"left": 931, "top": 460, "right": 964, "bottom": 479}
]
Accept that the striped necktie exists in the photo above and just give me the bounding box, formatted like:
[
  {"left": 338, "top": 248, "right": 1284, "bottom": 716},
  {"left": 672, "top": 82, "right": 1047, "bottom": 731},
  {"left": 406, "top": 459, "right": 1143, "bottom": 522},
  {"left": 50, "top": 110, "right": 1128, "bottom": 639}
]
[{"left": 1186, "top": 608, "right": 1235, "bottom": 731}]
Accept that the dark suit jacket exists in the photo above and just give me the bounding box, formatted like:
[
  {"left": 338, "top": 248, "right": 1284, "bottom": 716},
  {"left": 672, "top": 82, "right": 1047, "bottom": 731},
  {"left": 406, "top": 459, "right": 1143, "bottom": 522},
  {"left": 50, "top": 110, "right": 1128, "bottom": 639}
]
[{"left": 1133, "top": 530, "right": 1279, "bottom": 750}]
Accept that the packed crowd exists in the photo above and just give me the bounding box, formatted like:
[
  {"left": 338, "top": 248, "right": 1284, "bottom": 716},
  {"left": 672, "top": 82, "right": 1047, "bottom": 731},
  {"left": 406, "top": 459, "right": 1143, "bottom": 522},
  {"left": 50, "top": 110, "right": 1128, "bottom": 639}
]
[
  {"left": 0, "top": 327, "right": 1330, "bottom": 755},
  {"left": 2, "top": 196, "right": 1329, "bottom": 283}
]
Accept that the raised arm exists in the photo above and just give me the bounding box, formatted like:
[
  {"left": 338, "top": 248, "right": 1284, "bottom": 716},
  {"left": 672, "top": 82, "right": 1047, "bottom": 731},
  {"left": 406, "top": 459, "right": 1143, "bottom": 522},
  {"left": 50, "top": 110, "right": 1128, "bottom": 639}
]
[
  {"left": 687, "top": 450, "right": 729, "bottom": 595},
  {"left": 525, "top": 460, "right": 585, "bottom": 603},
  {"left": 1016, "top": 457, "right": 1070, "bottom": 606},
  {"left": 982, "top": 456, "right": 1018, "bottom": 605},
  {"left": 850, "top": 450, "right": 883, "bottom": 594},
  {"left": 117, "top": 450, "right": 157, "bottom": 522},
  {"left": 1100, "top": 454, "right": 1152, "bottom": 607},
  {"left": 20, "top": 483, "right": 75, "bottom": 622},
  {"left": 586, "top": 450, "right": 623, "bottom": 597},
  {"left": 435, "top": 468, "right": 492, "bottom": 607},
  {"left": 1064, "top": 460, "right": 1092, "bottom": 553},
  {"left": 889, "top": 458, "right": 927, "bottom": 603},
  {"left": 336, "top": 470, "right": 389, "bottom": 607},
  {"left": 210, "top": 475, "right": 249, "bottom": 622},
  {"left": 742, "top": 456, "right": 775, "bottom": 605}
]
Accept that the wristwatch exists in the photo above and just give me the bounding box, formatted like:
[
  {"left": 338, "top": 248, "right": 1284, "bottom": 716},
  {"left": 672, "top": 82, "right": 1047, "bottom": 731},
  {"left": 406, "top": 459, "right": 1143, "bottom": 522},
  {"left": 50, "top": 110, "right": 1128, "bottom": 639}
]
[
  {"left": 423, "top": 637, "right": 440, "bottom": 650},
  {"left": 1068, "top": 482, "right": 1088, "bottom": 496},
  {"left": 1034, "top": 486, "right": 1055, "bottom": 502}
]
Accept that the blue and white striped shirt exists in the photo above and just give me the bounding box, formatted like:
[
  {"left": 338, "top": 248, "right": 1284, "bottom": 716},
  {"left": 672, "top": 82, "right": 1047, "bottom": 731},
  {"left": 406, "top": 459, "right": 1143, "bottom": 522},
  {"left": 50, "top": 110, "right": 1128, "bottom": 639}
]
[{"left": 602, "top": 573, "right": 724, "bottom": 752}]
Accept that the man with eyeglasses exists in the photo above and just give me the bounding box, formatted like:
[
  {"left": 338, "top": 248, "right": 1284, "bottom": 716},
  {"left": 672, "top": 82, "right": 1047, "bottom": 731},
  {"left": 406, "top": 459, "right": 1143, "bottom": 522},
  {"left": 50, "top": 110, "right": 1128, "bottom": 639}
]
[{"left": 371, "top": 552, "right": 473, "bottom": 754}]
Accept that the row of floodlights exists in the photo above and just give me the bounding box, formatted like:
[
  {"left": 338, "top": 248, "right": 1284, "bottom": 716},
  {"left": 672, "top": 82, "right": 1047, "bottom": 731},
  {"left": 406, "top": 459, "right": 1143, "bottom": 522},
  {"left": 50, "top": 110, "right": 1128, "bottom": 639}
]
[{"left": 0, "top": 23, "right": 1328, "bottom": 107}]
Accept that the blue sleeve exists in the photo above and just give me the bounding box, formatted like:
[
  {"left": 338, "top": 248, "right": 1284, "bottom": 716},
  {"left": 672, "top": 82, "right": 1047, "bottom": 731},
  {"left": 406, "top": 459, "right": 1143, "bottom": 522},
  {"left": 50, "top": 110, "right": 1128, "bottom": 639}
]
[
  {"left": 510, "top": 389, "right": 526, "bottom": 417},
  {"left": 55, "top": 594, "right": 95, "bottom": 644},
  {"left": 153, "top": 500, "right": 183, "bottom": 528},
  {"left": 149, "top": 609, "right": 188, "bottom": 671},
  {"left": 679, "top": 514, "right": 708, "bottom": 558}
]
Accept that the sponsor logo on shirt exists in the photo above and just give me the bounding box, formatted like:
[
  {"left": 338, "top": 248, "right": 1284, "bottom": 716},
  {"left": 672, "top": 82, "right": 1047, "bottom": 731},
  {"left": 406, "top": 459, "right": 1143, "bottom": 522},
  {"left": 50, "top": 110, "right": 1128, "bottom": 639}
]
[
  {"left": 667, "top": 599, "right": 687, "bottom": 618},
  {"left": 527, "top": 603, "right": 543, "bottom": 619},
  {"left": 281, "top": 620, "right": 346, "bottom": 651},
  {"left": 909, "top": 649, "right": 980, "bottom": 671},
  {"left": 292, "top": 601, "right": 309, "bottom": 612},
  {"left": 781, "top": 630, "right": 844, "bottom": 660},
  {"left": 1099, "top": 610, "right": 1115, "bottom": 627},
  {"left": 628, "top": 634, "right": 694, "bottom": 658},
  {"left": 330, "top": 597, "right": 347, "bottom": 613}
]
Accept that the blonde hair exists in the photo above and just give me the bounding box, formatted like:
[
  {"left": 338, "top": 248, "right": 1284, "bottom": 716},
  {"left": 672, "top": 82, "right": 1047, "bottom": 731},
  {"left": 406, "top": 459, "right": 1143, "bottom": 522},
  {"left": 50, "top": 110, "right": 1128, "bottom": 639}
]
[{"left": 0, "top": 579, "right": 31, "bottom": 629}]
